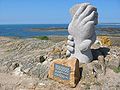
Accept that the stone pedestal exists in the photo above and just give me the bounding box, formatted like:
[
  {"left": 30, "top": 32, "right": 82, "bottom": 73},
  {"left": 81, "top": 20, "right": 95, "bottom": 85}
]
[{"left": 48, "top": 58, "right": 80, "bottom": 87}]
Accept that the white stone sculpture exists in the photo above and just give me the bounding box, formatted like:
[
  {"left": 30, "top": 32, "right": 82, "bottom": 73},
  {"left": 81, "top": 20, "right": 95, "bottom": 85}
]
[{"left": 66, "top": 3, "right": 98, "bottom": 63}]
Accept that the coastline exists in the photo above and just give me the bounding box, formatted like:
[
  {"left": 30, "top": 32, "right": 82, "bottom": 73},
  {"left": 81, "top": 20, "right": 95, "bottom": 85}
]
[
  {"left": 0, "top": 24, "right": 120, "bottom": 37},
  {"left": 0, "top": 35, "right": 120, "bottom": 46},
  {"left": 30, "top": 27, "right": 67, "bottom": 32},
  {"left": 0, "top": 35, "right": 120, "bottom": 90}
]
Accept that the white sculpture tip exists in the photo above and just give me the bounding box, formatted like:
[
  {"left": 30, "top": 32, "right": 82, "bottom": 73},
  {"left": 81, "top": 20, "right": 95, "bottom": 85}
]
[{"left": 70, "top": 3, "right": 90, "bottom": 16}]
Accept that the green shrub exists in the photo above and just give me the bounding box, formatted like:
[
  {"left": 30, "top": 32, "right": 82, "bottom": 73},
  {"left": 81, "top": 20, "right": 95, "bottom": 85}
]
[
  {"left": 33, "top": 36, "right": 49, "bottom": 40},
  {"left": 113, "top": 67, "right": 120, "bottom": 73}
]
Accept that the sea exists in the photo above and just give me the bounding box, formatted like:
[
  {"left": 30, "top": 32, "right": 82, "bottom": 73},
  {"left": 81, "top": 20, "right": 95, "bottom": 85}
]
[{"left": 0, "top": 24, "right": 120, "bottom": 38}]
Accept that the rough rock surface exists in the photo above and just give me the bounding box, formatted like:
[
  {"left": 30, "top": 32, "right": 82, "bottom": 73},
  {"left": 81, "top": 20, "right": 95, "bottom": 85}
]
[
  {"left": 0, "top": 37, "right": 120, "bottom": 90},
  {"left": 48, "top": 58, "right": 80, "bottom": 87}
]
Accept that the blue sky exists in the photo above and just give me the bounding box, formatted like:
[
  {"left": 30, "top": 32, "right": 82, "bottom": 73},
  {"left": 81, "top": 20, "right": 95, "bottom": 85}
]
[{"left": 0, "top": 0, "right": 120, "bottom": 24}]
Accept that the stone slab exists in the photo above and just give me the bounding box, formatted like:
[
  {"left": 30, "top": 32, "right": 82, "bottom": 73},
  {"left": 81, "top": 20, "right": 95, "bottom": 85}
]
[{"left": 48, "top": 58, "right": 80, "bottom": 87}]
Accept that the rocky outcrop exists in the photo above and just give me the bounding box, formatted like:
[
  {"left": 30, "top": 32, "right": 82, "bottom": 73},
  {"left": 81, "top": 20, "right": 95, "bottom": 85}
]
[{"left": 0, "top": 37, "right": 120, "bottom": 90}]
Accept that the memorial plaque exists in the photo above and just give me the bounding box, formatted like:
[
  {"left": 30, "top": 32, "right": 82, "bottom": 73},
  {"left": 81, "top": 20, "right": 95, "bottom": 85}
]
[
  {"left": 54, "top": 64, "right": 71, "bottom": 80},
  {"left": 48, "top": 58, "right": 80, "bottom": 87}
]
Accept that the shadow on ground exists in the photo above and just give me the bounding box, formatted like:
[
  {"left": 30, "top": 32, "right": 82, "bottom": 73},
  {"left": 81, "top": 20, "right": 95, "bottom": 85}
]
[{"left": 92, "top": 47, "right": 110, "bottom": 60}]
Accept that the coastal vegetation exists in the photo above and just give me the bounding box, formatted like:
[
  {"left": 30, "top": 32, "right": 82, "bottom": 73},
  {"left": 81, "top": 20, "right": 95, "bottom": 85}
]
[
  {"left": 113, "top": 67, "right": 120, "bottom": 73},
  {"left": 32, "top": 36, "right": 49, "bottom": 40}
]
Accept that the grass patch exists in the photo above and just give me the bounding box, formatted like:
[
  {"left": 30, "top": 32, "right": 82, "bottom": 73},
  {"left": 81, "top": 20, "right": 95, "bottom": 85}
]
[
  {"left": 113, "top": 67, "right": 120, "bottom": 73},
  {"left": 33, "top": 36, "right": 49, "bottom": 40}
]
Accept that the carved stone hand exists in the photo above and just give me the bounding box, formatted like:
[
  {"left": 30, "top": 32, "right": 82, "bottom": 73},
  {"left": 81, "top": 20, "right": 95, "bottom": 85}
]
[{"left": 66, "top": 3, "right": 98, "bottom": 63}]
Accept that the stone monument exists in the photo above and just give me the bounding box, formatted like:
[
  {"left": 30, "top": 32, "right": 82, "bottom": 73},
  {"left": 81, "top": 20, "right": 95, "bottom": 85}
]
[
  {"left": 66, "top": 3, "right": 98, "bottom": 63},
  {"left": 48, "top": 3, "right": 98, "bottom": 87},
  {"left": 48, "top": 58, "right": 80, "bottom": 87}
]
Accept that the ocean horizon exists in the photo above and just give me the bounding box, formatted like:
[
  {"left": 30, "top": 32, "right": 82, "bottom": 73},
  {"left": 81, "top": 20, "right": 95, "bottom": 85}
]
[{"left": 0, "top": 23, "right": 120, "bottom": 38}]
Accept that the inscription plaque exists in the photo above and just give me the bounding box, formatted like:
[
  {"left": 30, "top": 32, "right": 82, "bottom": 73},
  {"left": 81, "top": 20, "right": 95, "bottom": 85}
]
[
  {"left": 54, "top": 64, "right": 71, "bottom": 80},
  {"left": 48, "top": 58, "right": 80, "bottom": 87}
]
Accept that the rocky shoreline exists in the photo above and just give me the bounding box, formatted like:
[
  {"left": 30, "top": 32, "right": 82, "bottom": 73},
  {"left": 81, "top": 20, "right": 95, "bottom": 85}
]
[
  {"left": 29, "top": 27, "right": 120, "bottom": 36},
  {"left": 30, "top": 27, "right": 67, "bottom": 32},
  {"left": 0, "top": 36, "right": 120, "bottom": 90}
]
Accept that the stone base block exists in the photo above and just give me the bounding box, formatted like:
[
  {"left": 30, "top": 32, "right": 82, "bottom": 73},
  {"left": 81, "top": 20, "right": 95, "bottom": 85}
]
[{"left": 48, "top": 57, "right": 80, "bottom": 87}]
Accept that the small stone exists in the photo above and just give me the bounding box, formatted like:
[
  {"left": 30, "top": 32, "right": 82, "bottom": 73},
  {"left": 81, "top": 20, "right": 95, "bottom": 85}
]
[
  {"left": 12, "top": 66, "right": 23, "bottom": 76},
  {"left": 93, "top": 63, "right": 103, "bottom": 74},
  {"left": 42, "top": 61, "right": 49, "bottom": 66},
  {"left": 48, "top": 57, "right": 80, "bottom": 87},
  {"left": 98, "top": 55, "right": 106, "bottom": 75},
  {"left": 38, "top": 83, "right": 45, "bottom": 86},
  {"left": 22, "top": 68, "right": 31, "bottom": 74},
  {"left": 12, "top": 62, "right": 19, "bottom": 70},
  {"left": 18, "top": 78, "right": 38, "bottom": 89},
  {"left": 39, "top": 56, "right": 45, "bottom": 63},
  {"left": 98, "top": 55, "right": 105, "bottom": 62},
  {"left": 108, "top": 59, "right": 120, "bottom": 68},
  {"left": 47, "top": 58, "right": 53, "bottom": 62},
  {"left": 36, "top": 63, "right": 42, "bottom": 66}
]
